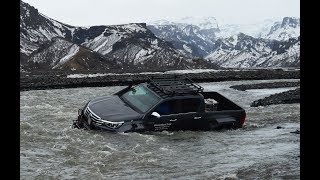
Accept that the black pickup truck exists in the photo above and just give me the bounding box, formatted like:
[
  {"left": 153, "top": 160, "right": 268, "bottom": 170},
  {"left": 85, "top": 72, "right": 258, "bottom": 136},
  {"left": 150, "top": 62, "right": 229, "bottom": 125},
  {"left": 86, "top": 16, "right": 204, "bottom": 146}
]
[{"left": 73, "top": 76, "right": 246, "bottom": 132}]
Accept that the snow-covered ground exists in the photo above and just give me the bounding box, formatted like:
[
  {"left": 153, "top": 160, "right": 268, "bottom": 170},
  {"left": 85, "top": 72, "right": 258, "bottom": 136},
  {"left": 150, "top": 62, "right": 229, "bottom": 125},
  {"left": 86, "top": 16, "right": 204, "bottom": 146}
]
[{"left": 65, "top": 67, "right": 299, "bottom": 78}]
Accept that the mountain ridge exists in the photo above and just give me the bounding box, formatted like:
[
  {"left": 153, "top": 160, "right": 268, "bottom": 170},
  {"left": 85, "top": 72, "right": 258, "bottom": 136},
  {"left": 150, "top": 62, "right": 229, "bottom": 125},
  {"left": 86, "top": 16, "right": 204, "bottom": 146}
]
[
  {"left": 20, "top": 1, "right": 218, "bottom": 72},
  {"left": 148, "top": 17, "right": 300, "bottom": 68},
  {"left": 20, "top": 1, "right": 299, "bottom": 71}
]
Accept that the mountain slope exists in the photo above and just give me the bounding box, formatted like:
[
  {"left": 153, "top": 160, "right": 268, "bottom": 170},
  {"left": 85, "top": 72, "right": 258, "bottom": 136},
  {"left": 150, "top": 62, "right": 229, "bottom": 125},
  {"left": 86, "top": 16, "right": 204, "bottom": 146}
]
[
  {"left": 25, "top": 37, "right": 120, "bottom": 71},
  {"left": 20, "top": 1, "right": 75, "bottom": 56}
]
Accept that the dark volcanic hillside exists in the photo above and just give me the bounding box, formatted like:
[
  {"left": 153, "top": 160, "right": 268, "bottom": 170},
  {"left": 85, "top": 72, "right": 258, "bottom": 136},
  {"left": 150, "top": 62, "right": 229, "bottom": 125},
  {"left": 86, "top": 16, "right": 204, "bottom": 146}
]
[{"left": 20, "top": 1, "right": 219, "bottom": 72}]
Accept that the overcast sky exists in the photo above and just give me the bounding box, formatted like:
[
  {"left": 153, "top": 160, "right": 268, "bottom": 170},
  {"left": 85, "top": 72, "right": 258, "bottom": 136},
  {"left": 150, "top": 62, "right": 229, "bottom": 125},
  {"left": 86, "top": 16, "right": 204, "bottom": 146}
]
[{"left": 22, "top": 0, "right": 300, "bottom": 26}]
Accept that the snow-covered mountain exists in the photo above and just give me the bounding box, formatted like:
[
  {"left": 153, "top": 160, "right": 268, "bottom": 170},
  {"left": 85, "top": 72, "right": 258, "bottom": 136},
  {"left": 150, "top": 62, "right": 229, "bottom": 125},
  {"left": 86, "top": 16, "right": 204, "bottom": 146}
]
[
  {"left": 21, "top": 1, "right": 299, "bottom": 71},
  {"left": 20, "top": 1, "right": 218, "bottom": 72},
  {"left": 260, "top": 17, "right": 300, "bottom": 41},
  {"left": 148, "top": 16, "right": 299, "bottom": 68},
  {"left": 148, "top": 16, "right": 220, "bottom": 58},
  {"left": 216, "top": 17, "right": 300, "bottom": 41},
  {"left": 205, "top": 33, "right": 300, "bottom": 68},
  {"left": 147, "top": 24, "right": 216, "bottom": 58},
  {"left": 216, "top": 19, "right": 279, "bottom": 39}
]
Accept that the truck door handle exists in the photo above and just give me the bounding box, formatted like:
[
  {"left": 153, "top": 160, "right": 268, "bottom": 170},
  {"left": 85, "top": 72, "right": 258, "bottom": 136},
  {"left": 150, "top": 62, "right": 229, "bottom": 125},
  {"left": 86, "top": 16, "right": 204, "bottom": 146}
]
[
  {"left": 194, "top": 117, "right": 201, "bottom": 119},
  {"left": 170, "top": 119, "right": 177, "bottom": 122}
]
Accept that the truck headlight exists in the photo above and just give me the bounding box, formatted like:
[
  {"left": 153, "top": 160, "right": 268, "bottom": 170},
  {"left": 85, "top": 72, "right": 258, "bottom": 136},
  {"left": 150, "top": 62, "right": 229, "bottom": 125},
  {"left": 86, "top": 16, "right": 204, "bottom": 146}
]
[{"left": 101, "top": 120, "right": 124, "bottom": 129}]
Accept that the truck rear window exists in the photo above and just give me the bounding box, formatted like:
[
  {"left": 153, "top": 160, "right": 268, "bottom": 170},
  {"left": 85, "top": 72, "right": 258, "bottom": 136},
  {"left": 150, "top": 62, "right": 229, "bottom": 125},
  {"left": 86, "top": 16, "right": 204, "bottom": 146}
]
[{"left": 155, "top": 98, "right": 201, "bottom": 115}]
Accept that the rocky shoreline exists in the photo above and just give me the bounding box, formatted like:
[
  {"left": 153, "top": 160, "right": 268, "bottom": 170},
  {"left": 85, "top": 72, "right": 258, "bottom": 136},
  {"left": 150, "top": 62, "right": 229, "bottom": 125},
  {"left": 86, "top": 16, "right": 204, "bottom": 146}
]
[
  {"left": 229, "top": 80, "right": 300, "bottom": 107},
  {"left": 251, "top": 88, "right": 300, "bottom": 107},
  {"left": 20, "top": 69, "right": 300, "bottom": 91}
]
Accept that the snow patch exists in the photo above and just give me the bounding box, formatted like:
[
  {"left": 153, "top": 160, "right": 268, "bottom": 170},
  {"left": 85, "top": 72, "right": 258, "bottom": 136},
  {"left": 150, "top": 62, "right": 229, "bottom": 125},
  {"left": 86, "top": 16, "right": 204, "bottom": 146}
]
[
  {"left": 83, "top": 33, "right": 121, "bottom": 55},
  {"left": 150, "top": 39, "right": 161, "bottom": 50},
  {"left": 229, "top": 35, "right": 238, "bottom": 46},
  {"left": 183, "top": 44, "right": 192, "bottom": 53},
  {"left": 122, "top": 24, "right": 147, "bottom": 32},
  {"left": 38, "top": 26, "right": 53, "bottom": 40},
  {"left": 134, "top": 49, "right": 150, "bottom": 64},
  {"left": 53, "top": 45, "right": 79, "bottom": 69}
]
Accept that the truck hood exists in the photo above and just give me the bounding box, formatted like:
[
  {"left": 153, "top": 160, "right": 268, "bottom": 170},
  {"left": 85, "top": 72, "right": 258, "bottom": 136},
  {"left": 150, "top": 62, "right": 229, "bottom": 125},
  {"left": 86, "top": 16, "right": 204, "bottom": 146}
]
[{"left": 87, "top": 95, "right": 142, "bottom": 122}]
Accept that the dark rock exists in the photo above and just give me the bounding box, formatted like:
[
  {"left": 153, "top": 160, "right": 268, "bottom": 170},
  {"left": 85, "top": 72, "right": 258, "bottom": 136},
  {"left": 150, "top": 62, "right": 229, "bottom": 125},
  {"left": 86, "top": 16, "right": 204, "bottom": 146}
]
[{"left": 290, "top": 130, "right": 300, "bottom": 134}]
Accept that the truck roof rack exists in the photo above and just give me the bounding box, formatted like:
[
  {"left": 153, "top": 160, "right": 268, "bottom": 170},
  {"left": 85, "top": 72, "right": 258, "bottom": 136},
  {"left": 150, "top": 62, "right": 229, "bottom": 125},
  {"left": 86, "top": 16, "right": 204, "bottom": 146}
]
[{"left": 147, "top": 75, "right": 204, "bottom": 98}]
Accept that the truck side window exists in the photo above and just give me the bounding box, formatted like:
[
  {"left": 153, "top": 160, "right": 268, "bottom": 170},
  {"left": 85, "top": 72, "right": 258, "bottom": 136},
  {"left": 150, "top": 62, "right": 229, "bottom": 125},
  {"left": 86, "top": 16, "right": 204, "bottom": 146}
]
[
  {"left": 155, "top": 100, "right": 178, "bottom": 115},
  {"left": 180, "top": 98, "right": 200, "bottom": 113}
]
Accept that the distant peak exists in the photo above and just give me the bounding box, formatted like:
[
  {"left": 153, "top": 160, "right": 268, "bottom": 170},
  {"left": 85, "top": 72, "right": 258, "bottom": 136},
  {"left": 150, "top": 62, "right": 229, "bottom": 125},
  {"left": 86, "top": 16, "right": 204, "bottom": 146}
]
[
  {"left": 281, "top": 17, "right": 300, "bottom": 28},
  {"left": 149, "top": 16, "right": 219, "bottom": 30}
]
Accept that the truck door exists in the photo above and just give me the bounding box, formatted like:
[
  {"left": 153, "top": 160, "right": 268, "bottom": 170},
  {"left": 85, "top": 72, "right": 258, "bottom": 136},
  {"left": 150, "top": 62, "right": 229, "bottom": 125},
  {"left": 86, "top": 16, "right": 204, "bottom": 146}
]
[
  {"left": 146, "top": 99, "right": 181, "bottom": 131},
  {"left": 175, "top": 98, "right": 207, "bottom": 130}
]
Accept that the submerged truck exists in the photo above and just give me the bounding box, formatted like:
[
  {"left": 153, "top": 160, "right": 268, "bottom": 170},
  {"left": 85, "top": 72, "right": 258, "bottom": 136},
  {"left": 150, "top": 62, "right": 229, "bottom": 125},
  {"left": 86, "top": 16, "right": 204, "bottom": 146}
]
[{"left": 73, "top": 75, "right": 246, "bottom": 132}]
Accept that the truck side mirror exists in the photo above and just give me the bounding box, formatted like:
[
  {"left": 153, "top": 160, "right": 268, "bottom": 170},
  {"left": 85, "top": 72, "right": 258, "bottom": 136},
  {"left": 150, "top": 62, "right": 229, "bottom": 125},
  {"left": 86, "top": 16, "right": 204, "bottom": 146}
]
[
  {"left": 151, "top": 112, "right": 160, "bottom": 118},
  {"left": 128, "top": 79, "right": 133, "bottom": 88}
]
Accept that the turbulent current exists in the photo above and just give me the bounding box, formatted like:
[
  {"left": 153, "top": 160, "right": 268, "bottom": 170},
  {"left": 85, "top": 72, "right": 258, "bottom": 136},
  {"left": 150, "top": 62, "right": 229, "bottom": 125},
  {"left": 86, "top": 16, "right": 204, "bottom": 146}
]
[{"left": 20, "top": 79, "right": 300, "bottom": 179}]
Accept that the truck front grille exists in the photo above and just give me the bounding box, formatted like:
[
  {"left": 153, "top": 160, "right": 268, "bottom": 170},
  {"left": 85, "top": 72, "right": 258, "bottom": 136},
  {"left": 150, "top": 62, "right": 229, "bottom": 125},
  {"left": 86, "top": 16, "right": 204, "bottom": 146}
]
[
  {"left": 84, "top": 106, "right": 124, "bottom": 128},
  {"left": 84, "top": 107, "right": 101, "bottom": 122}
]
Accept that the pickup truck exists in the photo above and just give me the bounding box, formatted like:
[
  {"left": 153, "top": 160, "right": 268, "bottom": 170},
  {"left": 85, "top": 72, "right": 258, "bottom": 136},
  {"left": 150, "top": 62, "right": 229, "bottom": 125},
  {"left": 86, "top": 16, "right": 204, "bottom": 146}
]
[{"left": 73, "top": 75, "right": 246, "bottom": 132}]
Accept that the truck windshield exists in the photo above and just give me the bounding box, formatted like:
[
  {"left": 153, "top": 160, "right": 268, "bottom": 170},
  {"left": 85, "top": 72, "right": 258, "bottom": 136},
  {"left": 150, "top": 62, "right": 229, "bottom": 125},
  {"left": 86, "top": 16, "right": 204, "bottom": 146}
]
[{"left": 121, "top": 85, "right": 161, "bottom": 113}]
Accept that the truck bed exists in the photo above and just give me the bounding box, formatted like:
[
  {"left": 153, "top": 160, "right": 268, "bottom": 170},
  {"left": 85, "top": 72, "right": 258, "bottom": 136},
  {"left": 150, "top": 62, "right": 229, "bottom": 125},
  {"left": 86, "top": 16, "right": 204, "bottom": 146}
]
[
  {"left": 201, "top": 92, "right": 243, "bottom": 111},
  {"left": 201, "top": 91, "right": 246, "bottom": 128}
]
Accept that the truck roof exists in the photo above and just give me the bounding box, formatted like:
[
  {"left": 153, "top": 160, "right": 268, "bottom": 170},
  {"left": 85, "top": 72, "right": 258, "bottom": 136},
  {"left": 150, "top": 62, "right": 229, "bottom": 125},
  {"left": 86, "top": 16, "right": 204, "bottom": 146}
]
[{"left": 146, "top": 75, "right": 204, "bottom": 99}]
